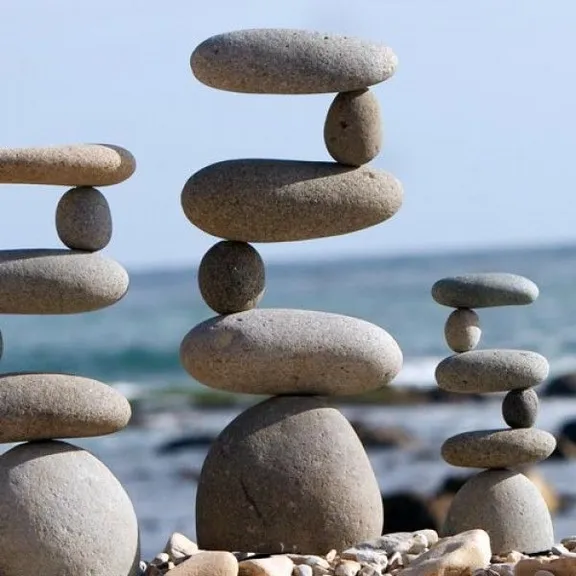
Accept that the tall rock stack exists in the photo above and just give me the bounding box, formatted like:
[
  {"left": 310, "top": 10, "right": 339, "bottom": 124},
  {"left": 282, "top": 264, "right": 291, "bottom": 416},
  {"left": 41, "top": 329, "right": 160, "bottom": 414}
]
[
  {"left": 0, "top": 144, "right": 140, "bottom": 576},
  {"left": 180, "top": 29, "right": 403, "bottom": 554},
  {"left": 431, "top": 273, "right": 556, "bottom": 555}
]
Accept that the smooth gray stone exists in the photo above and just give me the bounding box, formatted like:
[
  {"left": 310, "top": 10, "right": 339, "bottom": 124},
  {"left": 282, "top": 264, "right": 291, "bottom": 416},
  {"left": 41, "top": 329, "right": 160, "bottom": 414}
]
[
  {"left": 180, "top": 308, "right": 402, "bottom": 396},
  {"left": 435, "top": 349, "right": 549, "bottom": 393},
  {"left": 432, "top": 273, "right": 539, "bottom": 308},
  {"left": 441, "top": 428, "right": 556, "bottom": 468},
  {"left": 181, "top": 160, "right": 402, "bottom": 242},
  {"left": 502, "top": 388, "right": 539, "bottom": 428},
  {"left": 444, "top": 308, "right": 481, "bottom": 353},
  {"left": 196, "top": 396, "right": 383, "bottom": 553},
  {"left": 0, "top": 440, "right": 140, "bottom": 575},
  {"left": 0, "top": 249, "right": 129, "bottom": 314},
  {"left": 442, "top": 469, "right": 554, "bottom": 555},
  {"left": 191, "top": 29, "right": 397, "bottom": 94}
]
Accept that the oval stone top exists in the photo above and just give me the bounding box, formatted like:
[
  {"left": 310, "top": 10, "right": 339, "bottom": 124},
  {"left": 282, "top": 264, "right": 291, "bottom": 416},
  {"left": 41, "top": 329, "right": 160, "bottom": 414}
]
[
  {"left": 435, "top": 349, "right": 549, "bottom": 393},
  {"left": 0, "top": 144, "right": 135, "bottom": 186},
  {"left": 0, "top": 249, "right": 129, "bottom": 314},
  {"left": 0, "top": 372, "right": 131, "bottom": 443},
  {"left": 432, "top": 273, "right": 538, "bottom": 309},
  {"left": 180, "top": 308, "right": 403, "bottom": 396},
  {"left": 181, "top": 160, "right": 403, "bottom": 242},
  {"left": 191, "top": 29, "right": 397, "bottom": 94}
]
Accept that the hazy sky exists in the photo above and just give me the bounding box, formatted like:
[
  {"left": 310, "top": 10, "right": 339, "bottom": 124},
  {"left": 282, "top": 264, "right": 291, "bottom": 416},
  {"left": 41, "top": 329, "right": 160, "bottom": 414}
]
[{"left": 0, "top": 1, "right": 573, "bottom": 271}]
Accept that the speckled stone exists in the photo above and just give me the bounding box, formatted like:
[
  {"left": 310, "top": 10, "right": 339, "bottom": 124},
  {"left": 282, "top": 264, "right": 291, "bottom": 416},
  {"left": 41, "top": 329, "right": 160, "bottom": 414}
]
[
  {"left": 444, "top": 308, "right": 481, "bottom": 352},
  {"left": 0, "top": 440, "right": 140, "bottom": 575},
  {"left": 0, "top": 249, "right": 129, "bottom": 314},
  {"left": 181, "top": 160, "right": 402, "bottom": 242},
  {"left": 180, "top": 308, "right": 402, "bottom": 395},
  {"left": 324, "top": 90, "right": 382, "bottom": 166},
  {"left": 432, "top": 273, "right": 539, "bottom": 308},
  {"left": 56, "top": 187, "right": 112, "bottom": 251},
  {"left": 443, "top": 469, "right": 554, "bottom": 554},
  {"left": 0, "top": 144, "right": 136, "bottom": 186},
  {"left": 441, "top": 428, "right": 556, "bottom": 468},
  {"left": 196, "top": 396, "right": 383, "bottom": 553},
  {"left": 502, "top": 388, "right": 539, "bottom": 428},
  {"left": 198, "top": 241, "right": 265, "bottom": 314},
  {"left": 435, "top": 349, "right": 549, "bottom": 393},
  {"left": 0, "top": 372, "right": 131, "bottom": 443},
  {"left": 191, "top": 29, "right": 397, "bottom": 94}
]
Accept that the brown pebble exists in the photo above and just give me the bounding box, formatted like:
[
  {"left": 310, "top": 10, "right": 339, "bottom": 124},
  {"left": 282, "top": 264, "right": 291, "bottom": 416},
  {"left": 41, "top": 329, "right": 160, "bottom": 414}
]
[{"left": 444, "top": 308, "right": 481, "bottom": 352}]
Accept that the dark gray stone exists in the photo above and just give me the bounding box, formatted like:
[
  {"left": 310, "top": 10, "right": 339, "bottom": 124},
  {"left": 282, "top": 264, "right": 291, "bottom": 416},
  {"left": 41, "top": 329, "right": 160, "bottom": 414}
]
[
  {"left": 196, "top": 396, "right": 383, "bottom": 554},
  {"left": 502, "top": 388, "right": 539, "bottom": 428}
]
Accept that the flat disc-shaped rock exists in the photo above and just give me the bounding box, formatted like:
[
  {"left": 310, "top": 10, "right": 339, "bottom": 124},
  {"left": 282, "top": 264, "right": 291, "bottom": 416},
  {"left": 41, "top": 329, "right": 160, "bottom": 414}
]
[
  {"left": 443, "top": 469, "right": 554, "bottom": 555},
  {"left": 191, "top": 29, "right": 397, "bottom": 94},
  {"left": 0, "top": 372, "right": 131, "bottom": 443},
  {"left": 180, "top": 308, "right": 402, "bottom": 395},
  {"left": 435, "top": 349, "right": 549, "bottom": 393},
  {"left": 0, "top": 144, "right": 135, "bottom": 186},
  {"left": 0, "top": 249, "right": 129, "bottom": 314},
  {"left": 441, "top": 428, "right": 556, "bottom": 468},
  {"left": 196, "top": 396, "right": 383, "bottom": 553},
  {"left": 181, "top": 160, "right": 403, "bottom": 242}
]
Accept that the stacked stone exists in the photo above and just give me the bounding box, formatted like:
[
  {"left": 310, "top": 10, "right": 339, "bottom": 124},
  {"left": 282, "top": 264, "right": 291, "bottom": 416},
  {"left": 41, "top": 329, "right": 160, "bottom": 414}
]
[
  {"left": 0, "top": 144, "right": 140, "bottom": 576},
  {"left": 180, "top": 29, "right": 403, "bottom": 554},
  {"left": 431, "top": 273, "right": 556, "bottom": 555}
]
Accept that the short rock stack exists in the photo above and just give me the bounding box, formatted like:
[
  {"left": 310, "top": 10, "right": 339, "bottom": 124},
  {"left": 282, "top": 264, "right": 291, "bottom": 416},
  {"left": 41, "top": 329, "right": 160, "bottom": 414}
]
[
  {"left": 0, "top": 144, "right": 140, "bottom": 576},
  {"left": 431, "top": 272, "right": 556, "bottom": 555},
  {"left": 180, "top": 28, "right": 404, "bottom": 554}
]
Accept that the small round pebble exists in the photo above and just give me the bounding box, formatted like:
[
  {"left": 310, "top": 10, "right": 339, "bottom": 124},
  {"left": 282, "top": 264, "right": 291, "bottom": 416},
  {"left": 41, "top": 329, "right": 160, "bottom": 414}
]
[
  {"left": 502, "top": 388, "right": 539, "bottom": 428},
  {"left": 444, "top": 309, "right": 481, "bottom": 352}
]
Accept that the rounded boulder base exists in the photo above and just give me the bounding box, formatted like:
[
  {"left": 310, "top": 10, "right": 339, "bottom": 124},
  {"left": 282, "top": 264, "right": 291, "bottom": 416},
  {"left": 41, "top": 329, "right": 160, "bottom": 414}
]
[
  {"left": 502, "top": 388, "right": 539, "bottom": 428},
  {"left": 196, "top": 396, "right": 383, "bottom": 554},
  {"left": 442, "top": 469, "right": 555, "bottom": 555},
  {"left": 198, "top": 241, "right": 265, "bottom": 314},
  {"left": 0, "top": 440, "right": 140, "bottom": 576},
  {"left": 444, "top": 308, "right": 481, "bottom": 353},
  {"left": 324, "top": 89, "right": 382, "bottom": 166}
]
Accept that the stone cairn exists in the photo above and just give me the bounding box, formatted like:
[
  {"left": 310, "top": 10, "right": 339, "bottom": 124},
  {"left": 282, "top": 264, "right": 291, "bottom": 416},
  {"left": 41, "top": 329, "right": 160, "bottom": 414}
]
[
  {"left": 431, "top": 273, "right": 557, "bottom": 555},
  {"left": 0, "top": 145, "right": 140, "bottom": 575},
  {"left": 179, "top": 29, "right": 403, "bottom": 554}
]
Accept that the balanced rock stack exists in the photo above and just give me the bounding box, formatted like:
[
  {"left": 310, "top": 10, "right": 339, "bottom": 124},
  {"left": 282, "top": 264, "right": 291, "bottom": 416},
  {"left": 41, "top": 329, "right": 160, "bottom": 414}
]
[
  {"left": 0, "top": 144, "right": 140, "bottom": 576},
  {"left": 431, "top": 273, "right": 556, "bottom": 555},
  {"left": 180, "top": 29, "right": 403, "bottom": 554}
]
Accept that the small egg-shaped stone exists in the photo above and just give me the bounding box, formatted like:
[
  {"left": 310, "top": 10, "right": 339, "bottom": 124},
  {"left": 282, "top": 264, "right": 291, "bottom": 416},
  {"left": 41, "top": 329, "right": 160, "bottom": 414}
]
[
  {"left": 444, "top": 309, "right": 481, "bottom": 352},
  {"left": 198, "top": 241, "right": 265, "bottom": 314},
  {"left": 56, "top": 187, "right": 112, "bottom": 251},
  {"left": 324, "top": 89, "right": 382, "bottom": 166},
  {"left": 502, "top": 388, "right": 539, "bottom": 428}
]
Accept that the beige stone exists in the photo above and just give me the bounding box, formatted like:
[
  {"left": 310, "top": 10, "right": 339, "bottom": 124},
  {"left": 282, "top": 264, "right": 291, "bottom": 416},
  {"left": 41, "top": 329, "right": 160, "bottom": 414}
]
[
  {"left": 335, "top": 561, "right": 361, "bottom": 576},
  {"left": 169, "top": 551, "right": 238, "bottom": 576},
  {"left": 515, "top": 557, "right": 576, "bottom": 576},
  {"left": 163, "top": 532, "right": 199, "bottom": 562},
  {"left": 444, "top": 308, "right": 481, "bottom": 352},
  {"left": 240, "top": 556, "right": 294, "bottom": 576}
]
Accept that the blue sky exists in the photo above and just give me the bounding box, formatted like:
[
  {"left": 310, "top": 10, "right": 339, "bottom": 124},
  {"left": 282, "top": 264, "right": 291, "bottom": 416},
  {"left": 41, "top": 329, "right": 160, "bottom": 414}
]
[{"left": 0, "top": 1, "right": 573, "bottom": 271}]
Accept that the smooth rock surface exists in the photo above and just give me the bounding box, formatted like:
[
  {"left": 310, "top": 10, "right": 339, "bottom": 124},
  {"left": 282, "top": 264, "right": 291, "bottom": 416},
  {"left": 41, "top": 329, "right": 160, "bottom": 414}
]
[
  {"left": 180, "top": 308, "right": 402, "bottom": 395},
  {"left": 435, "top": 349, "right": 549, "bottom": 393},
  {"left": 0, "top": 440, "right": 139, "bottom": 576},
  {"left": 169, "top": 551, "right": 238, "bottom": 576},
  {"left": 324, "top": 90, "right": 382, "bottom": 166},
  {"left": 181, "top": 159, "right": 402, "bottom": 242},
  {"left": 0, "top": 249, "right": 129, "bottom": 314},
  {"left": 432, "top": 273, "right": 539, "bottom": 308},
  {"left": 0, "top": 144, "right": 135, "bottom": 186},
  {"left": 239, "top": 556, "right": 294, "bottom": 576},
  {"left": 163, "top": 533, "right": 198, "bottom": 562},
  {"left": 502, "top": 388, "right": 539, "bottom": 428},
  {"left": 196, "top": 396, "right": 383, "bottom": 553},
  {"left": 515, "top": 557, "right": 576, "bottom": 576},
  {"left": 198, "top": 241, "right": 265, "bottom": 314},
  {"left": 56, "top": 187, "right": 112, "bottom": 251},
  {"left": 441, "top": 428, "right": 556, "bottom": 468},
  {"left": 443, "top": 470, "right": 554, "bottom": 554},
  {"left": 444, "top": 308, "right": 481, "bottom": 352},
  {"left": 191, "top": 29, "right": 397, "bottom": 94}
]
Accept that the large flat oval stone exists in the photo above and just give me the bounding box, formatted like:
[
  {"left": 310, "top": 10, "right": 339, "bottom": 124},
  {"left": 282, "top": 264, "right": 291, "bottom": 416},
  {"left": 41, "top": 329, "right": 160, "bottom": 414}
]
[
  {"left": 0, "top": 373, "right": 131, "bottom": 443},
  {"left": 181, "top": 160, "right": 403, "bottom": 242},
  {"left": 441, "top": 428, "right": 556, "bottom": 468},
  {"left": 435, "top": 349, "right": 549, "bottom": 393},
  {"left": 191, "top": 29, "right": 397, "bottom": 94},
  {"left": 432, "top": 273, "right": 538, "bottom": 308},
  {"left": 0, "top": 144, "right": 135, "bottom": 186},
  {"left": 180, "top": 308, "right": 402, "bottom": 395},
  {"left": 0, "top": 249, "right": 129, "bottom": 314}
]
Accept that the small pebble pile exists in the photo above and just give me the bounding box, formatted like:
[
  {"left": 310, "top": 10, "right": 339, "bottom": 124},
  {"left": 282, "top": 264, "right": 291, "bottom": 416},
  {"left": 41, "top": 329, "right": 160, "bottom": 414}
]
[
  {"left": 431, "top": 273, "right": 557, "bottom": 555},
  {"left": 179, "top": 28, "right": 404, "bottom": 554},
  {"left": 0, "top": 144, "right": 140, "bottom": 575}
]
